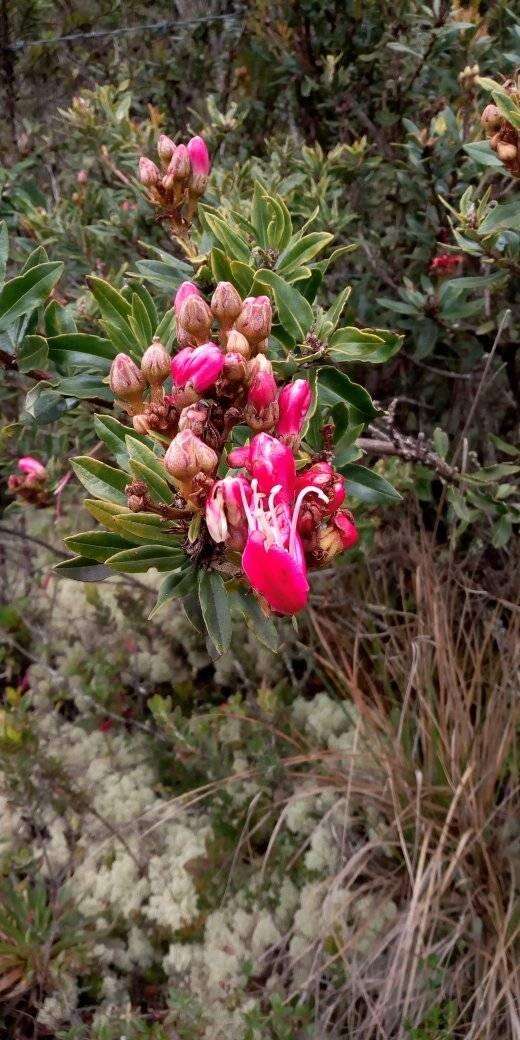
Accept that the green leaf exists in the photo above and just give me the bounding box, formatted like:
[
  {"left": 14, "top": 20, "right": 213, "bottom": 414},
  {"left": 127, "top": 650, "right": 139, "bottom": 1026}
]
[
  {"left": 112, "top": 513, "right": 183, "bottom": 546},
  {"left": 54, "top": 557, "right": 112, "bottom": 582},
  {"left": 131, "top": 283, "right": 157, "bottom": 332},
  {"left": 148, "top": 565, "right": 197, "bottom": 619},
  {"left": 198, "top": 570, "right": 232, "bottom": 654},
  {"left": 328, "top": 326, "right": 386, "bottom": 361},
  {"left": 232, "top": 588, "right": 279, "bottom": 651},
  {"left": 128, "top": 459, "right": 174, "bottom": 505},
  {"left": 54, "top": 374, "right": 113, "bottom": 400},
  {"left": 210, "top": 247, "right": 233, "bottom": 282},
  {"left": 463, "top": 141, "right": 505, "bottom": 169},
  {"left": 130, "top": 292, "right": 153, "bottom": 348},
  {"left": 491, "top": 514, "right": 512, "bottom": 549},
  {"left": 339, "top": 463, "right": 402, "bottom": 503},
  {"left": 251, "top": 182, "right": 271, "bottom": 248},
  {"left": 23, "top": 382, "right": 75, "bottom": 425},
  {"left": 254, "top": 269, "right": 313, "bottom": 341},
  {"left": 94, "top": 414, "right": 151, "bottom": 458},
  {"left": 44, "top": 300, "right": 77, "bottom": 337},
  {"left": 230, "top": 260, "right": 255, "bottom": 297},
  {"left": 64, "top": 531, "right": 134, "bottom": 562},
  {"left": 204, "top": 213, "right": 250, "bottom": 262},
  {"left": 318, "top": 368, "right": 378, "bottom": 421},
  {"left": 87, "top": 275, "right": 132, "bottom": 321},
  {"left": 277, "top": 232, "right": 334, "bottom": 275},
  {"left": 479, "top": 201, "right": 520, "bottom": 235},
  {"left": 154, "top": 308, "right": 176, "bottom": 348},
  {"left": 433, "top": 427, "right": 449, "bottom": 459},
  {"left": 321, "top": 286, "right": 352, "bottom": 333},
  {"left": 17, "top": 335, "right": 48, "bottom": 373},
  {"left": 0, "top": 262, "right": 64, "bottom": 333},
  {"left": 105, "top": 544, "right": 186, "bottom": 572},
  {"left": 72, "top": 457, "right": 128, "bottom": 504}
]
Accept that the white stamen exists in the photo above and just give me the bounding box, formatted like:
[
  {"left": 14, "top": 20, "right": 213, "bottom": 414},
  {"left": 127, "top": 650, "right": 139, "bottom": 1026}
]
[
  {"left": 268, "top": 484, "right": 283, "bottom": 546},
  {"left": 289, "top": 485, "right": 328, "bottom": 556},
  {"left": 238, "top": 478, "right": 255, "bottom": 531}
]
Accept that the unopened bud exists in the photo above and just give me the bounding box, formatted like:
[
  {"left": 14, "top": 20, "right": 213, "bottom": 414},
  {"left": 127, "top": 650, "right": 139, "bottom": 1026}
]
[
  {"left": 226, "top": 329, "right": 251, "bottom": 359},
  {"left": 109, "top": 353, "right": 147, "bottom": 401},
  {"left": 132, "top": 414, "right": 150, "bottom": 434},
  {"left": 167, "top": 143, "right": 191, "bottom": 182},
  {"left": 141, "top": 339, "right": 171, "bottom": 386},
  {"left": 177, "top": 294, "right": 212, "bottom": 343},
  {"left": 163, "top": 429, "right": 217, "bottom": 481},
  {"left": 481, "top": 104, "right": 502, "bottom": 131},
  {"left": 497, "top": 142, "right": 518, "bottom": 162},
  {"left": 139, "top": 157, "right": 160, "bottom": 187},
  {"left": 174, "top": 280, "right": 203, "bottom": 315},
  {"left": 235, "top": 295, "right": 272, "bottom": 345},
  {"left": 157, "top": 134, "right": 176, "bottom": 164},
  {"left": 178, "top": 400, "right": 210, "bottom": 438},
  {"left": 187, "top": 136, "right": 210, "bottom": 176},
  {"left": 247, "top": 354, "right": 277, "bottom": 410},
  {"left": 211, "top": 282, "right": 243, "bottom": 325},
  {"left": 318, "top": 512, "right": 358, "bottom": 560},
  {"left": 223, "top": 351, "right": 247, "bottom": 383}
]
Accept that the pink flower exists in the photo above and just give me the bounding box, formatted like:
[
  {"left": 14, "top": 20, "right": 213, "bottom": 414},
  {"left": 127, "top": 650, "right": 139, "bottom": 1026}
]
[
  {"left": 239, "top": 478, "right": 328, "bottom": 614},
  {"left": 170, "top": 342, "right": 224, "bottom": 394},
  {"left": 229, "top": 433, "right": 296, "bottom": 499},
  {"left": 247, "top": 356, "right": 277, "bottom": 410},
  {"left": 206, "top": 475, "right": 251, "bottom": 551},
  {"left": 174, "top": 281, "right": 203, "bottom": 314},
  {"left": 187, "top": 136, "right": 211, "bottom": 176},
  {"left": 295, "top": 461, "right": 345, "bottom": 517},
  {"left": 276, "top": 379, "right": 312, "bottom": 444},
  {"left": 18, "top": 456, "right": 46, "bottom": 479}
]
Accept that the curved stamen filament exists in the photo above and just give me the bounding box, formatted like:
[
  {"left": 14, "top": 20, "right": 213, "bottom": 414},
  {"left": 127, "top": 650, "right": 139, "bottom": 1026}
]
[{"left": 289, "top": 485, "right": 328, "bottom": 556}]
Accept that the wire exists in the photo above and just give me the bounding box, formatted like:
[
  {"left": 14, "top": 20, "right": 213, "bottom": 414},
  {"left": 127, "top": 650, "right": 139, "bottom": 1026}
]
[{"left": 2, "top": 12, "right": 241, "bottom": 53}]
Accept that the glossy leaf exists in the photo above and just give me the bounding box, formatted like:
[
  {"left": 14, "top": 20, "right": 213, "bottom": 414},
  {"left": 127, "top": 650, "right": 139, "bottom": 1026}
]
[
  {"left": 198, "top": 570, "right": 232, "bottom": 654},
  {"left": 0, "top": 262, "right": 63, "bottom": 333},
  {"left": 72, "top": 457, "right": 128, "bottom": 504},
  {"left": 339, "top": 463, "right": 402, "bottom": 503},
  {"left": 105, "top": 544, "right": 186, "bottom": 572}
]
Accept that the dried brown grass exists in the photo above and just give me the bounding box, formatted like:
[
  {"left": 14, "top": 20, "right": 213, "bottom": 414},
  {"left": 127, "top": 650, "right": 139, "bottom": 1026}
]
[{"left": 293, "top": 524, "right": 520, "bottom": 1038}]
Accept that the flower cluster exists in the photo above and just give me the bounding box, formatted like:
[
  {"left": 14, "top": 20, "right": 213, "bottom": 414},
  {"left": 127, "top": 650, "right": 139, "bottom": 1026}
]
[
  {"left": 7, "top": 456, "right": 50, "bottom": 507},
  {"left": 109, "top": 276, "right": 358, "bottom": 617},
  {"left": 481, "top": 89, "right": 520, "bottom": 178},
  {"left": 138, "top": 133, "right": 211, "bottom": 231}
]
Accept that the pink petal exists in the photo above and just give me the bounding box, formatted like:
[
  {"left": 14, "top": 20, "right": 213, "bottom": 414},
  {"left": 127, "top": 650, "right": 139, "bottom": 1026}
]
[
  {"left": 18, "top": 456, "right": 46, "bottom": 478},
  {"left": 242, "top": 531, "right": 309, "bottom": 615}
]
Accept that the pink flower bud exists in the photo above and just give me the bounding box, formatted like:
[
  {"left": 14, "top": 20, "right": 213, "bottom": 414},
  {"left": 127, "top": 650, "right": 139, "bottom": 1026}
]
[
  {"left": 276, "top": 379, "right": 312, "bottom": 444},
  {"left": 211, "top": 281, "right": 242, "bottom": 324},
  {"left": 295, "top": 462, "right": 345, "bottom": 518},
  {"left": 235, "top": 295, "right": 272, "bottom": 345},
  {"left": 174, "top": 280, "right": 203, "bottom": 315},
  {"left": 77, "top": 169, "right": 88, "bottom": 185},
  {"left": 225, "top": 329, "right": 251, "bottom": 359},
  {"left": 138, "top": 157, "right": 160, "bottom": 187},
  {"left": 171, "top": 343, "right": 224, "bottom": 394},
  {"left": 229, "top": 433, "right": 296, "bottom": 499},
  {"left": 178, "top": 400, "right": 210, "bottom": 438},
  {"left": 109, "top": 353, "right": 147, "bottom": 401},
  {"left": 164, "top": 430, "right": 217, "bottom": 481},
  {"left": 223, "top": 351, "right": 247, "bottom": 383},
  {"left": 18, "top": 456, "right": 46, "bottom": 479},
  {"left": 167, "top": 143, "right": 191, "bottom": 181},
  {"left": 177, "top": 294, "right": 213, "bottom": 343},
  {"left": 141, "top": 340, "right": 170, "bottom": 386},
  {"left": 187, "top": 136, "right": 210, "bottom": 176},
  {"left": 318, "top": 511, "right": 358, "bottom": 560},
  {"left": 157, "top": 134, "right": 176, "bottom": 164},
  {"left": 247, "top": 355, "right": 277, "bottom": 410}
]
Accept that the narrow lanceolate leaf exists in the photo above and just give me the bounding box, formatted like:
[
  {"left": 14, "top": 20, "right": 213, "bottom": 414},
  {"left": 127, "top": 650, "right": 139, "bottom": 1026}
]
[
  {"left": 148, "top": 565, "right": 198, "bottom": 619},
  {"left": 128, "top": 459, "right": 174, "bottom": 505},
  {"left": 17, "top": 335, "right": 48, "bottom": 373},
  {"left": 232, "top": 589, "right": 279, "bottom": 652},
  {"left": 0, "top": 262, "right": 64, "bottom": 332},
  {"left": 54, "top": 557, "right": 112, "bottom": 582},
  {"left": 105, "top": 544, "right": 186, "bottom": 573},
  {"left": 204, "top": 213, "right": 250, "bottom": 262},
  {"left": 112, "top": 512, "right": 183, "bottom": 546},
  {"left": 94, "top": 414, "right": 152, "bottom": 458},
  {"left": 318, "top": 368, "right": 379, "bottom": 421},
  {"left": 64, "top": 531, "right": 134, "bottom": 562},
  {"left": 254, "top": 269, "right": 314, "bottom": 342},
  {"left": 125, "top": 436, "right": 168, "bottom": 481},
  {"left": 277, "top": 232, "right": 334, "bottom": 275},
  {"left": 339, "top": 463, "right": 402, "bottom": 503},
  {"left": 72, "top": 457, "right": 129, "bottom": 504},
  {"left": 198, "top": 570, "right": 232, "bottom": 654}
]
